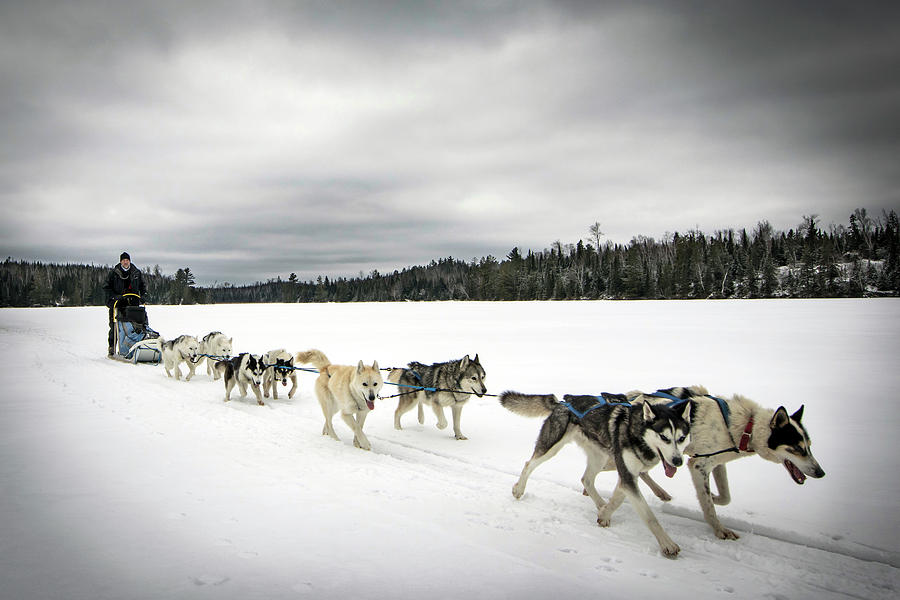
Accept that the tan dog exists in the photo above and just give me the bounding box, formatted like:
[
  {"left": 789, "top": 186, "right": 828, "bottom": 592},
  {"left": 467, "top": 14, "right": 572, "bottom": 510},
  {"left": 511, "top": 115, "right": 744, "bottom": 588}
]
[{"left": 296, "top": 349, "right": 383, "bottom": 451}]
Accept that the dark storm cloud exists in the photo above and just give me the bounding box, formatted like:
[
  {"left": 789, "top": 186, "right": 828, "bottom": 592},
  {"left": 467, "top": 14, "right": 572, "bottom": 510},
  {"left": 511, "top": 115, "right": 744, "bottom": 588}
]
[{"left": 1, "top": 0, "right": 898, "bottom": 285}]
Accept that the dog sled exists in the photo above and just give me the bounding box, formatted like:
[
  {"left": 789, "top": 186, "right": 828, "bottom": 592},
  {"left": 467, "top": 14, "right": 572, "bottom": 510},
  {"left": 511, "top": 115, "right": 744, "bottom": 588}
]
[{"left": 110, "top": 293, "right": 162, "bottom": 364}]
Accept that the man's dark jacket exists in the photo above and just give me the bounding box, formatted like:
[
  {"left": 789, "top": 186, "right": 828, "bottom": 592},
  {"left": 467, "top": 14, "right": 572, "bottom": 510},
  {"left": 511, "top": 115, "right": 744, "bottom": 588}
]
[{"left": 102, "top": 264, "right": 148, "bottom": 306}]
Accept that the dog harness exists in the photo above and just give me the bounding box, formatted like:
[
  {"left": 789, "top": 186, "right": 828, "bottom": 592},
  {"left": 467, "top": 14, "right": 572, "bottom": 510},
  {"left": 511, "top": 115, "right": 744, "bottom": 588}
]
[
  {"left": 561, "top": 393, "right": 633, "bottom": 419},
  {"left": 563, "top": 389, "right": 755, "bottom": 457}
]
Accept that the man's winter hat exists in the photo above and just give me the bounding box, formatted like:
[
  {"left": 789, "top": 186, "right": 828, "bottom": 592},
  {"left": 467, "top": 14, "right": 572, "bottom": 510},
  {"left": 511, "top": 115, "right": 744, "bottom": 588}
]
[{"left": 120, "top": 252, "right": 130, "bottom": 261}]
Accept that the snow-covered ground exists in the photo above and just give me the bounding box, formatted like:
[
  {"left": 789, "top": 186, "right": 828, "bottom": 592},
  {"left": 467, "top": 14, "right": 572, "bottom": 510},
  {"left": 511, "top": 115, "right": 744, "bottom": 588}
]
[{"left": 1, "top": 299, "right": 898, "bottom": 600}]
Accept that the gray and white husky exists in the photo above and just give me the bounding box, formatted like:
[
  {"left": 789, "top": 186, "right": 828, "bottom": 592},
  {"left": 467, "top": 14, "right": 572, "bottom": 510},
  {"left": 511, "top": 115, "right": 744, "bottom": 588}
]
[
  {"left": 634, "top": 386, "right": 825, "bottom": 540},
  {"left": 387, "top": 355, "right": 487, "bottom": 440},
  {"left": 200, "top": 331, "right": 232, "bottom": 380},
  {"left": 261, "top": 349, "right": 298, "bottom": 400},
  {"left": 214, "top": 353, "right": 266, "bottom": 405},
  {"left": 160, "top": 335, "right": 201, "bottom": 381},
  {"left": 500, "top": 391, "right": 691, "bottom": 558}
]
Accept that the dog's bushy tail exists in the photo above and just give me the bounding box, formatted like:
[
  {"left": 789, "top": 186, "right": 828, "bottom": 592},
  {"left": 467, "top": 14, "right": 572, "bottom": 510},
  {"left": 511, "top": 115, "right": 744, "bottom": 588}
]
[
  {"left": 295, "top": 349, "right": 331, "bottom": 370},
  {"left": 499, "top": 391, "right": 559, "bottom": 418}
]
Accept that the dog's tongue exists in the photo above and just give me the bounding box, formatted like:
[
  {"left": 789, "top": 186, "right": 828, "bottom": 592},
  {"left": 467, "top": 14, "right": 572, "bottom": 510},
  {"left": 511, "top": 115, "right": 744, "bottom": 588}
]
[
  {"left": 785, "top": 460, "right": 806, "bottom": 484},
  {"left": 366, "top": 399, "right": 375, "bottom": 411},
  {"left": 663, "top": 459, "right": 677, "bottom": 478},
  {"left": 659, "top": 452, "right": 678, "bottom": 478}
]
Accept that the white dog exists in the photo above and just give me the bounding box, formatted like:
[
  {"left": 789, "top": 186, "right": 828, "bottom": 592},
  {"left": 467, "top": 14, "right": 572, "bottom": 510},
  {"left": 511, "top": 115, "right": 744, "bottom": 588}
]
[
  {"left": 160, "top": 335, "right": 201, "bottom": 381},
  {"left": 200, "top": 331, "right": 233, "bottom": 380}
]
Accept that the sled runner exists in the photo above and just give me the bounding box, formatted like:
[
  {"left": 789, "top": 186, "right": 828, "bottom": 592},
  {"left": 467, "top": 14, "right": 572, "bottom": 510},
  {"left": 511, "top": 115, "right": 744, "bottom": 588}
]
[{"left": 110, "top": 293, "right": 162, "bottom": 364}]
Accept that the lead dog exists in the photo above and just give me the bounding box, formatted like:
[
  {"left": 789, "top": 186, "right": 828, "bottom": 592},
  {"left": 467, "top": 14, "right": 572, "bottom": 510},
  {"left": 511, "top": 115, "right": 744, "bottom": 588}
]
[
  {"left": 500, "top": 391, "right": 691, "bottom": 557},
  {"left": 160, "top": 335, "right": 201, "bottom": 381},
  {"left": 632, "top": 386, "right": 825, "bottom": 540},
  {"left": 200, "top": 331, "right": 232, "bottom": 380},
  {"left": 296, "top": 349, "right": 383, "bottom": 451},
  {"left": 387, "top": 355, "right": 487, "bottom": 440},
  {"left": 215, "top": 353, "right": 265, "bottom": 405},
  {"left": 261, "top": 349, "right": 298, "bottom": 400}
]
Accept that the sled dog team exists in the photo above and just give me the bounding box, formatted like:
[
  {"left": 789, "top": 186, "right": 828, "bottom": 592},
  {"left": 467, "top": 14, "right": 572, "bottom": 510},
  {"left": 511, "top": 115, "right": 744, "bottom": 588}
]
[{"left": 158, "top": 331, "right": 824, "bottom": 558}]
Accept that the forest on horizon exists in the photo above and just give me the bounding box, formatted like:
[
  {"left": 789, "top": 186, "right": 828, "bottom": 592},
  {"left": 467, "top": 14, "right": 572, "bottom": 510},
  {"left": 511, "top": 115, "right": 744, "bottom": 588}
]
[{"left": 2, "top": 208, "right": 897, "bottom": 307}]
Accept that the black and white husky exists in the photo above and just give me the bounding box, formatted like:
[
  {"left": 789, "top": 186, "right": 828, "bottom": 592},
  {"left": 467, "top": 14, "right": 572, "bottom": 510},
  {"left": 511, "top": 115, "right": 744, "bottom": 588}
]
[
  {"left": 387, "top": 355, "right": 487, "bottom": 440},
  {"left": 636, "top": 386, "right": 825, "bottom": 540},
  {"left": 160, "top": 335, "right": 201, "bottom": 381},
  {"left": 500, "top": 391, "right": 691, "bottom": 558},
  {"left": 261, "top": 349, "right": 298, "bottom": 400},
  {"left": 200, "top": 331, "right": 232, "bottom": 380},
  {"left": 215, "top": 353, "right": 265, "bottom": 406}
]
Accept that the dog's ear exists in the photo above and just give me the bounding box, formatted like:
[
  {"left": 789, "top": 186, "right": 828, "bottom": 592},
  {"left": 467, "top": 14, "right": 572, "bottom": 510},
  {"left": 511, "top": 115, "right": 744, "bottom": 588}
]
[
  {"left": 642, "top": 401, "right": 657, "bottom": 422},
  {"left": 771, "top": 406, "right": 790, "bottom": 429},
  {"left": 372, "top": 360, "right": 379, "bottom": 371},
  {"left": 473, "top": 353, "right": 480, "bottom": 363},
  {"left": 460, "top": 355, "right": 470, "bottom": 369},
  {"left": 680, "top": 401, "right": 691, "bottom": 424},
  {"left": 357, "top": 360, "right": 365, "bottom": 373},
  {"left": 791, "top": 405, "right": 804, "bottom": 423}
]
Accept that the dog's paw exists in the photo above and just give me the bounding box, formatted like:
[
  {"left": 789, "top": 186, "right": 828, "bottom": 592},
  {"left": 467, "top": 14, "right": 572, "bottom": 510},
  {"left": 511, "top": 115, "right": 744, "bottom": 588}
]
[
  {"left": 512, "top": 484, "right": 525, "bottom": 499},
  {"left": 715, "top": 528, "right": 740, "bottom": 540},
  {"left": 455, "top": 433, "right": 468, "bottom": 440},
  {"left": 660, "top": 542, "right": 681, "bottom": 558},
  {"left": 436, "top": 421, "right": 448, "bottom": 430},
  {"left": 655, "top": 490, "right": 673, "bottom": 502},
  {"left": 597, "top": 516, "right": 612, "bottom": 528}
]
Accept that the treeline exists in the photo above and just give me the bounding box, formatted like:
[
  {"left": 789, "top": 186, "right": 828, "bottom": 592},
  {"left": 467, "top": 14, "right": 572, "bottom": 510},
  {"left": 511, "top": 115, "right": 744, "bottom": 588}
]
[
  {"left": 0, "top": 261, "right": 208, "bottom": 307},
  {"left": 2, "top": 209, "right": 898, "bottom": 307},
  {"left": 209, "top": 209, "right": 899, "bottom": 303}
]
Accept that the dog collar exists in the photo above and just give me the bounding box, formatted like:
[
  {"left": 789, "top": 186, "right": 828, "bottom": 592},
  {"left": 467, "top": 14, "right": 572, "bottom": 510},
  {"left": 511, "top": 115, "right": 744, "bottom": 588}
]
[{"left": 738, "top": 418, "right": 754, "bottom": 452}]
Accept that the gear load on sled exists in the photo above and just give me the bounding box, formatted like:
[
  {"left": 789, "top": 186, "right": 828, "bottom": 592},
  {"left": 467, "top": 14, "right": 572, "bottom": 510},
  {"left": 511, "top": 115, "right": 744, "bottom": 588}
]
[{"left": 110, "top": 293, "right": 162, "bottom": 364}]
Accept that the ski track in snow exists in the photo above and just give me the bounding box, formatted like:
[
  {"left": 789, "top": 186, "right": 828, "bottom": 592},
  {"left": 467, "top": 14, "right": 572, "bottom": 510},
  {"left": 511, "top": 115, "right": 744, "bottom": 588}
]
[{"left": 1, "top": 301, "right": 898, "bottom": 600}]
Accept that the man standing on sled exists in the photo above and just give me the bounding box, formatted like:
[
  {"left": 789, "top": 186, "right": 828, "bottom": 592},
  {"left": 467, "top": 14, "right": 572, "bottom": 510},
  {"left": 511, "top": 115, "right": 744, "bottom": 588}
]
[{"left": 102, "top": 252, "right": 147, "bottom": 356}]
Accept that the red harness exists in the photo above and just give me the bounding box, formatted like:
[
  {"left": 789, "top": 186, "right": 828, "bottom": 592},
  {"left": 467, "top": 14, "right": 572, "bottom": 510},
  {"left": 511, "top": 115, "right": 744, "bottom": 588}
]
[{"left": 738, "top": 418, "right": 755, "bottom": 452}]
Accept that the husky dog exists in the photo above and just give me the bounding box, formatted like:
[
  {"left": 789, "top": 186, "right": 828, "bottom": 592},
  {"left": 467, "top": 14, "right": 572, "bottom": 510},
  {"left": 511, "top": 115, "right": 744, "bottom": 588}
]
[
  {"left": 261, "top": 349, "right": 298, "bottom": 400},
  {"left": 500, "top": 391, "right": 691, "bottom": 558},
  {"left": 214, "top": 353, "right": 266, "bottom": 405},
  {"left": 160, "top": 335, "right": 201, "bottom": 381},
  {"left": 200, "top": 331, "right": 232, "bottom": 380},
  {"left": 296, "top": 349, "right": 383, "bottom": 451},
  {"left": 634, "top": 386, "right": 825, "bottom": 540},
  {"left": 387, "top": 355, "right": 487, "bottom": 440}
]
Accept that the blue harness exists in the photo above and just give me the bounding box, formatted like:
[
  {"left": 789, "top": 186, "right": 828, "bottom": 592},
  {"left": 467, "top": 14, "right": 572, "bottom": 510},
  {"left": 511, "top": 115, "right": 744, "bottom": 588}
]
[
  {"left": 561, "top": 394, "right": 633, "bottom": 419},
  {"left": 562, "top": 389, "right": 731, "bottom": 427},
  {"left": 648, "top": 390, "right": 731, "bottom": 426}
]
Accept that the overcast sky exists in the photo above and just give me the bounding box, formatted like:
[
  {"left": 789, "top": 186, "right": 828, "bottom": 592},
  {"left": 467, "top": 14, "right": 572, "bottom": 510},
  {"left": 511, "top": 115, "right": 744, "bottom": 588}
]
[{"left": 2, "top": 1, "right": 898, "bottom": 286}]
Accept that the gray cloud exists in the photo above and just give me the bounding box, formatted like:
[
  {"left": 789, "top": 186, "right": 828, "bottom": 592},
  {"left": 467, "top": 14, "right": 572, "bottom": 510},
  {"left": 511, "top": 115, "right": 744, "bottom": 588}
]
[{"left": 2, "top": 0, "right": 898, "bottom": 285}]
